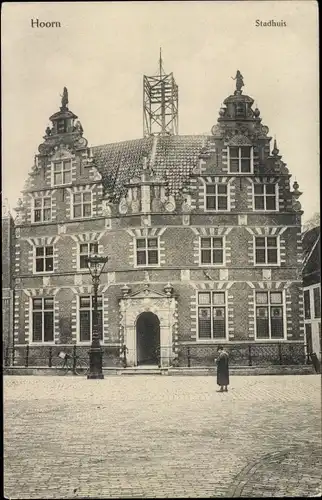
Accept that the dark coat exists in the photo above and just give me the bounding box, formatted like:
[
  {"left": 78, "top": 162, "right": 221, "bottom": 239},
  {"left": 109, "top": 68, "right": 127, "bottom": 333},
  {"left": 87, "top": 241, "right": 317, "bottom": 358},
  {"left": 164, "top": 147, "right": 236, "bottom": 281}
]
[{"left": 216, "top": 351, "right": 229, "bottom": 386}]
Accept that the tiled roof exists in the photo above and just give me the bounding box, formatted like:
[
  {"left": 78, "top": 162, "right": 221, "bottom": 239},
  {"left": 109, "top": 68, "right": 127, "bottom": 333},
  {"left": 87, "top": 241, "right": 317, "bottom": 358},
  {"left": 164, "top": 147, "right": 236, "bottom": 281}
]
[{"left": 92, "top": 135, "right": 208, "bottom": 201}]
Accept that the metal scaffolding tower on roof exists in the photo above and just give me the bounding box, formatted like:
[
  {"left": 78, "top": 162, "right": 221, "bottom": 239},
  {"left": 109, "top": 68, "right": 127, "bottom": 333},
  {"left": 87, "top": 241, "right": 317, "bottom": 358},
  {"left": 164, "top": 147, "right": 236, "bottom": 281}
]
[{"left": 143, "top": 49, "right": 179, "bottom": 137}]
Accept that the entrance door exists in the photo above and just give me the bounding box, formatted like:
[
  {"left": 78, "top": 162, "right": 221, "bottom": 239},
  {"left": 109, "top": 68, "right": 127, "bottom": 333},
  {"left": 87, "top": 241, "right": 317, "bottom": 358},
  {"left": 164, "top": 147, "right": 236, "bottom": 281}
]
[{"left": 136, "top": 312, "right": 160, "bottom": 365}]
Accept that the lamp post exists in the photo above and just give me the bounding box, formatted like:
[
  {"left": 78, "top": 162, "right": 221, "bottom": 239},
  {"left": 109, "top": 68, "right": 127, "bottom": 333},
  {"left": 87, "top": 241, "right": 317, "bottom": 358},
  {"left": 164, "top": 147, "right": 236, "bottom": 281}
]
[{"left": 85, "top": 254, "right": 108, "bottom": 379}]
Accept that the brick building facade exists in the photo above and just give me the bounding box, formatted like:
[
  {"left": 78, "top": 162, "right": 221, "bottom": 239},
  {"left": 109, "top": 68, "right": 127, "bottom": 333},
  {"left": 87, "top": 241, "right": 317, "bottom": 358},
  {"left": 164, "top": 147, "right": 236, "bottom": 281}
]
[
  {"left": 2, "top": 204, "right": 15, "bottom": 353},
  {"left": 11, "top": 76, "right": 305, "bottom": 367}
]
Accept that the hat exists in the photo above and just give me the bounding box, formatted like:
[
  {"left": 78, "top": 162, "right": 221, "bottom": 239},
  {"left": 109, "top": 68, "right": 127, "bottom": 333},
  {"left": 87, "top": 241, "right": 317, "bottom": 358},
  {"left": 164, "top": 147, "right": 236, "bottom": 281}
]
[{"left": 217, "top": 345, "right": 224, "bottom": 351}]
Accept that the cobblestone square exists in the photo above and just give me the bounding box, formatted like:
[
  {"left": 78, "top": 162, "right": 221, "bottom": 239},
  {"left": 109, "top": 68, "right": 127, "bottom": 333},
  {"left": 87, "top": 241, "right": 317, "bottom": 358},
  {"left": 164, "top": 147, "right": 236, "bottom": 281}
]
[{"left": 4, "top": 375, "right": 322, "bottom": 498}]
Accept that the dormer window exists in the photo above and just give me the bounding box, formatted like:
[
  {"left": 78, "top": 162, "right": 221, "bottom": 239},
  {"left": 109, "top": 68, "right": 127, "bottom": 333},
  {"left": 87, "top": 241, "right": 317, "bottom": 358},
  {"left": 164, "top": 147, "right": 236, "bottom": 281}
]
[
  {"left": 229, "top": 146, "right": 253, "bottom": 173},
  {"left": 52, "top": 160, "right": 72, "bottom": 186}
]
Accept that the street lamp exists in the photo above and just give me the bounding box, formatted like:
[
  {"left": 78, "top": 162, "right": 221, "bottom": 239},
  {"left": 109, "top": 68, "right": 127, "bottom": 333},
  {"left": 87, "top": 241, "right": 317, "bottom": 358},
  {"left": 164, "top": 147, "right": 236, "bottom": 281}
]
[{"left": 85, "top": 253, "right": 108, "bottom": 379}]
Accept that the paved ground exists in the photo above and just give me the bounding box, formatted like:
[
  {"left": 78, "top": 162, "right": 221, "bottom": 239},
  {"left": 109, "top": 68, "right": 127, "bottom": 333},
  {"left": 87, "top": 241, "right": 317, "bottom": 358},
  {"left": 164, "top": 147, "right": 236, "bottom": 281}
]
[{"left": 4, "top": 375, "right": 322, "bottom": 499}]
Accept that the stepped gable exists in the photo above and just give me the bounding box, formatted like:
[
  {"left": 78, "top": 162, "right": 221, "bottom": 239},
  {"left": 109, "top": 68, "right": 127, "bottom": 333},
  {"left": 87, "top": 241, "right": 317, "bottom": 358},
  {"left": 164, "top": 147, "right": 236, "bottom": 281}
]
[{"left": 93, "top": 134, "right": 208, "bottom": 201}]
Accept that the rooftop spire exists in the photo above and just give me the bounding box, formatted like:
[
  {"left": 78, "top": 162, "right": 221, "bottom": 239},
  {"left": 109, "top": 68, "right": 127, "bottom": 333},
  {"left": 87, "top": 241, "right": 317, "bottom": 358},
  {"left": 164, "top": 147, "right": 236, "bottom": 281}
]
[
  {"left": 159, "top": 47, "right": 163, "bottom": 77},
  {"left": 143, "top": 50, "right": 179, "bottom": 136}
]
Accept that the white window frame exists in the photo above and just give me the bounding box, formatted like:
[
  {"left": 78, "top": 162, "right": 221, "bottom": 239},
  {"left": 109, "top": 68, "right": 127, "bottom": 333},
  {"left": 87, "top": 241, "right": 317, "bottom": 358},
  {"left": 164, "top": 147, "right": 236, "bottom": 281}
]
[
  {"left": 254, "top": 290, "right": 286, "bottom": 341},
  {"left": 77, "top": 295, "right": 104, "bottom": 344},
  {"left": 199, "top": 236, "right": 225, "bottom": 267},
  {"left": 51, "top": 159, "right": 72, "bottom": 187},
  {"left": 34, "top": 245, "right": 54, "bottom": 274},
  {"left": 204, "top": 183, "right": 230, "bottom": 212},
  {"left": 72, "top": 191, "right": 92, "bottom": 219},
  {"left": 78, "top": 242, "right": 99, "bottom": 271},
  {"left": 253, "top": 183, "right": 279, "bottom": 212},
  {"left": 304, "top": 284, "right": 321, "bottom": 322},
  {"left": 253, "top": 235, "right": 280, "bottom": 267},
  {"left": 30, "top": 296, "right": 55, "bottom": 345},
  {"left": 135, "top": 237, "right": 160, "bottom": 267},
  {"left": 228, "top": 146, "right": 254, "bottom": 174},
  {"left": 197, "top": 290, "right": 228, "bottom": 341},
  {"left": 33, "top": 196, "right": 52, "bottom": 223}
]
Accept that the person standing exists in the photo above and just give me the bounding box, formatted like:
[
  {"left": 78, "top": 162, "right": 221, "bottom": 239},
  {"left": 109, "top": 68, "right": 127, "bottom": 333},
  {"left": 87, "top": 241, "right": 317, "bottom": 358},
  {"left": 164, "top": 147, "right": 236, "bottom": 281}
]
[{"left": 215, "top": 346, "right": 229, "bottom": 392}]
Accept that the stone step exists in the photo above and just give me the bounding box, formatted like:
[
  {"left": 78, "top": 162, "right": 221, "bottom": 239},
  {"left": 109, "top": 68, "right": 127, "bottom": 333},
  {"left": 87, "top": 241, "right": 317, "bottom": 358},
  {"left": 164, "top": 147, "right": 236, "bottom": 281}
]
[{"left": 3, "top": 364, "right": 316, "bottom": 376}]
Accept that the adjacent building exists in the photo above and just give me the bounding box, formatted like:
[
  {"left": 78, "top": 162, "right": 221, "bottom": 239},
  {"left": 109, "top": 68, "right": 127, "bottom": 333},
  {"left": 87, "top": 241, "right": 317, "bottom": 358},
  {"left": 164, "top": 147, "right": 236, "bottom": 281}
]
[
  {"left": 10, "top": 68, "right": 306, "bottom": 368},
  {"left": 303, "top": 226, "right": 321, "bottom": 361},
  {"left": 2, "top": 202, "right": 15, "bottom": 355}
]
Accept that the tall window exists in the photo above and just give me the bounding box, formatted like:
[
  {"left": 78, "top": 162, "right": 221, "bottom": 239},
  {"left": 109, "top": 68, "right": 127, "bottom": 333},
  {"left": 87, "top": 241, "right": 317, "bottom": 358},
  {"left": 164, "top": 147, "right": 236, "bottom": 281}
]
[
  {"left": 304, "top": 290, "right": 311, "bottom": 319},
  {"left": 205, "top": 184, "right": 228, "bottom": 211},
  {"left": 198, "top": 292, "right": 226, "bottom": 340},
  {"left": 254, "top": 184, "right": 277, "bottom": 211},
  {"left": 313, "top": 287, "right": 321, "bottom": 319},
  {"left": 57, "top": 119, "right": 67, "bottom": 133},
  {"left": 255, "top": 236, "right": 279, "bottom": 265},
  {"left": 255, "top": 291, "right": 284, "bottom": 339},
  {"left": 79, "top": 242, "right": 99, "bottom": 270},
  {"left": 235, "top": 102, "right": 246, "bottom": 118},
  {"left": 200, "top": 237, "right": 224, "bottom": 265},
  {"left": 32, "top": 297, "right": 54, "bottom": 343},
  {"left": 34, "top": 197, "right": 52, "bottom": 222},
  {"left": 53, "top": 160, "right": 72, "bottom": 186},
  {"left": 136, "top": 238, "right": 159, "bottom": 266},
  {"left": 79, "top": 295, "right": 103, "bottom": 342},
  {"left": 229, "top": 146, "right": 252, "bottom": 173},
  {"left": 35, "top": 246, "right": 54, "bottom": 272},
  {"left": 73, "top": 192, "right": 92, "bottom": 218}
]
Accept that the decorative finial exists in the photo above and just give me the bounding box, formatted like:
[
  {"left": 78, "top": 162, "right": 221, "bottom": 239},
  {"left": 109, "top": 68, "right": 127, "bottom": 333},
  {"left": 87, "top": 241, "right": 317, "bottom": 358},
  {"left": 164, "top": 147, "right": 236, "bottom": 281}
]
[
  {"left": 61, "top": 87, "right": 68, "bottom": 109},
  {"left": 272, "top": 138, "right": 279, "bottom": 156},
  {"left": 293, "top": 180, "right": 300, "bottom": 192},
  {"left": 2, "top": 198, "right": 10, "bottom": 217},
  {"left": 232, "top": 70, "right": 244, "bottom": 94}
]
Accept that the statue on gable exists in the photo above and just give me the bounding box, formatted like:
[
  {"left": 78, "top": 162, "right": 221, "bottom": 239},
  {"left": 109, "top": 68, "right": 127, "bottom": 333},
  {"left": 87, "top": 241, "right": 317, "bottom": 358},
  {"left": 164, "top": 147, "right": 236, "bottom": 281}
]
[
  {"left": 74, "top": 120, "right": 83, "bottom": 135},
  {"left": 61, "top": 87, "right": 68, "bottom": 109},
  {"left": 232, "top": 70, "right": 244, "bottom": 93}
]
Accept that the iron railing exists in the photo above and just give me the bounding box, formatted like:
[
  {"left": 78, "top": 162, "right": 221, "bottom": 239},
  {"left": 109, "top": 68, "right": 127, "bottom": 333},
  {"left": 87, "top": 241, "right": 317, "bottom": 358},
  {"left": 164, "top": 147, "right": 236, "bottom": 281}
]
[{"left": 3, "top": 342, "right": 309, "bottom": 369}]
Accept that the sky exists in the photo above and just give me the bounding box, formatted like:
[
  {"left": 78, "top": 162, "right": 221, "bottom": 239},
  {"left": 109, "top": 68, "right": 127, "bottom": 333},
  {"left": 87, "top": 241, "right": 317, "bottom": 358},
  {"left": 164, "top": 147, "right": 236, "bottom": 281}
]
[{"left": 1, "top": 1, "right": 319, "bottom": 222}]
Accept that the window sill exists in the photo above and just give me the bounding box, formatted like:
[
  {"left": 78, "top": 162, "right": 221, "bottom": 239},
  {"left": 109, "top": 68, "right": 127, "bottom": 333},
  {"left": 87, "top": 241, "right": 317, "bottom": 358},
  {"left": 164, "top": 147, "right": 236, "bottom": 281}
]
[
  {"left": 70, "top": 216, "right": 93, "bottom": 221},
  {"left": 253, "top": 338, "right": 287, "bottom": 342},
  {"left": 228, "top": 171, "right": 253, "bottom": 175},
  {"left": 254, "top": 264, "right": 280, "bottom": 267},
  {"left": 199, "top": 264, "right": 226, "bottom": 267},
  {"left": 52, "top": 183, "right": 73, "bottom": 188},
  {"left": 253, "top": 210, "right": 279, "bottom": 213},
  {"left": 34, "top": 271, "right": 55, "bottom": 275},
  {"left": 29, "top": 342, "right": 56, "bottom": 346},
  {"left": 31, "top": 221, "right": 53, "bottom": 224},
  {"left": 204, "top": 210, "right": 230, "bottom": 213},
  {"left": 196, "top": 338, "right": 228, "bottom": 342},
  {"left": 135, "top": 265, "right": 161, "bottom": 268}
]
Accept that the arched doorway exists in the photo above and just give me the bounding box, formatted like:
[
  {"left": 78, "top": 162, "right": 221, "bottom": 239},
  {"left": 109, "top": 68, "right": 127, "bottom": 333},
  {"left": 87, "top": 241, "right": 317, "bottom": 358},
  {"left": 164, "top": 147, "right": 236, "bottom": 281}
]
[{"left": 136, "top": 312, "right": 160, "bottom": 365}]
